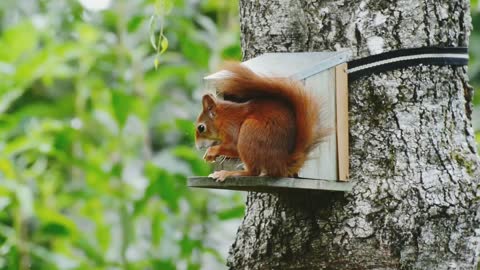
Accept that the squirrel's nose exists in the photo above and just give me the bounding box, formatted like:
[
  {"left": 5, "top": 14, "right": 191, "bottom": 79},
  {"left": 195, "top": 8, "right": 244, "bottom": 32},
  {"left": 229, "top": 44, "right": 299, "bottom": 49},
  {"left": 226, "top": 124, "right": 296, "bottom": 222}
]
[{"left": 197, "top": 124, "right": 206, "bottom": 133}]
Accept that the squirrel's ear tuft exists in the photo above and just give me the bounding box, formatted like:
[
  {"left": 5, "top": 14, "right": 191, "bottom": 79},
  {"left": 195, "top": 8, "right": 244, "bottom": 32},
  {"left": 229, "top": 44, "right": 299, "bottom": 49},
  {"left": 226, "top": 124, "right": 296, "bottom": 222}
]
[{"left": 202, "top": 94, "right": 216, "bottom": 114}]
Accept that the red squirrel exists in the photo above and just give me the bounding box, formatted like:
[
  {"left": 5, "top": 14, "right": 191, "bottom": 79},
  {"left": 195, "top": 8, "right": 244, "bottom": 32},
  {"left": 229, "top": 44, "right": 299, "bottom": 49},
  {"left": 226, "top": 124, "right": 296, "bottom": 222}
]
[{"left": 195, "top": 63, "right": 328, "bottom": 182}]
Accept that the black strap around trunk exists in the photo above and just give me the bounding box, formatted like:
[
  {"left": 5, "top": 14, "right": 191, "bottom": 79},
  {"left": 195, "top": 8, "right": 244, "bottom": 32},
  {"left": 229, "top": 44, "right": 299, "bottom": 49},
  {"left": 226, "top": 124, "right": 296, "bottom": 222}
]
[{"left": 347, "top": 47, "right": 469, "bottom": 82}]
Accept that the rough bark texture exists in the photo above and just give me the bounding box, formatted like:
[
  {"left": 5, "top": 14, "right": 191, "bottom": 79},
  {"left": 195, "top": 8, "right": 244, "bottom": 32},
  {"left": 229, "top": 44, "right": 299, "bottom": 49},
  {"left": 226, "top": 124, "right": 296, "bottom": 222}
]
[{"left": 228, "top": 0, "right": 480, "bottom": 269}]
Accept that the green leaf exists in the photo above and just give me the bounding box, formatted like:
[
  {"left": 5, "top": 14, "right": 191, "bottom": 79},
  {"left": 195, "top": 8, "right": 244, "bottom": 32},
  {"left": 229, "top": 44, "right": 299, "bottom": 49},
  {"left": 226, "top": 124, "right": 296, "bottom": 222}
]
[
  {"left": 149, "top": 15, "right": 158, "bottom": 50},
  {"left": 36, "top": 208, "right": 78, "bottom": 237},
  {"left": 160, "top": 36, "right": 169, "bottom": 54},
  {"left": 53, "top": 128, "right": 73, "bottom": 152},
  {"left": 40, "top": 223, "right": 70, "bottom": 237},
  {"left": 221, "top": 43, "right": 242, "bottom": 60},
  {"left": 127, "top": 15, "right": 144, "bottom": 33},
  {"left": 187, "top": 263, "right": 201, "bottom": 270},
  {"left": 175, "top": 118, "right": 195, "bottom": 139},
  {"left": 151, "top": 211, "right": 164, "bottom": 245},
  {"left": 180, "top": 33, "right": 210, "bottom": 67},
  {"left": 111, "top": 90, "right": 132, "bottom": 127},
  {"left": 217, "top": 206, "right": 245, "bottom": 220},
  {"left": 179, "top": 236, "right": 202, "bottom": 257},
  {"left": 0, "top": 22, "right": 38, "bottom": 62},
  {"left": 0, "top": 158, "right": 16, "bottom": 179},
  {"left": 152, "top": 260, "right": 176, "bottom": 270}
]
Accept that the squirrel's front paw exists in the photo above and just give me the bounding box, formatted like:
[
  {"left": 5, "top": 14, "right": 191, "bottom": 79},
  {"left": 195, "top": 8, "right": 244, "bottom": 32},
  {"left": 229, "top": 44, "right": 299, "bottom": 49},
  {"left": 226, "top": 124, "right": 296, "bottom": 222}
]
[{"left": 208, "top": 171, "right": 229, "bottom": 182}]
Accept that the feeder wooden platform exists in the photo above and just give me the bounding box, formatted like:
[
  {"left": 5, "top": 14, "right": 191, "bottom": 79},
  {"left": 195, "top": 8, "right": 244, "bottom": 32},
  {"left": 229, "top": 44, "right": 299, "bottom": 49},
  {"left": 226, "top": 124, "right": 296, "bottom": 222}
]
[{"left": 188, "top": 176, "right": 353, "bottom": 193}]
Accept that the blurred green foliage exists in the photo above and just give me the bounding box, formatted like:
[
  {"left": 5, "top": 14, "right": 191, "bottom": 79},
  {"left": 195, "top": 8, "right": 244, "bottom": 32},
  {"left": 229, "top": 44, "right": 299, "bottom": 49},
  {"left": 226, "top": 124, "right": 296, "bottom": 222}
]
[
  {"left": 0, "top": 0, "right": 479, "bottom": 270},
  {"left": 0, "top": 0, "right": 243, "bottom": 269}
]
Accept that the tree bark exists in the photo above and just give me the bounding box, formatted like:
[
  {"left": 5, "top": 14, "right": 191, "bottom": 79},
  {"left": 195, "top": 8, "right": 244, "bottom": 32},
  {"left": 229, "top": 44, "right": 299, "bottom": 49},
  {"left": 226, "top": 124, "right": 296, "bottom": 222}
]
[{"left": 228, "top": 0, "right": 480, "bottom": 269}]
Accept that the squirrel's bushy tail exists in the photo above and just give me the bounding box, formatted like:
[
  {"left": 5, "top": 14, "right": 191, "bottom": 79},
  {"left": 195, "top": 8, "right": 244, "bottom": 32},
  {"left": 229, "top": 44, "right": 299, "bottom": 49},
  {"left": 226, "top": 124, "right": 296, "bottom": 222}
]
[{"left": 217, "top": 63, "right": 329, "bottom": 176}]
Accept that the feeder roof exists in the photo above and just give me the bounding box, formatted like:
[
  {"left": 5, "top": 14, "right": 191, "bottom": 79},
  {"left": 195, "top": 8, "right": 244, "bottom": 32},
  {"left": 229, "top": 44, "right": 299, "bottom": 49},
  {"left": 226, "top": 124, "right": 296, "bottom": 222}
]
[{"left": 204, "top": 50, "right": 352, "bottom": 81}]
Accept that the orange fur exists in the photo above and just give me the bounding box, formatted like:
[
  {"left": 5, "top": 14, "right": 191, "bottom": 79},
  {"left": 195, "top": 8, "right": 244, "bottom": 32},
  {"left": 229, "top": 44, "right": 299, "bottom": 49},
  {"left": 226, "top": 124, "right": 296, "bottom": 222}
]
[{"left": 195, "top": 63, "right": 328, "bottom": 181}]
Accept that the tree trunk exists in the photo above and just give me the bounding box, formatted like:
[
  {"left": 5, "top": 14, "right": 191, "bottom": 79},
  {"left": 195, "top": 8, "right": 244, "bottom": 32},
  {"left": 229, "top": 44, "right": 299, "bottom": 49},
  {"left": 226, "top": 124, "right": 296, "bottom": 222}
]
[{"left": 228, "top": 0, "right": 480, "bottom": 269}]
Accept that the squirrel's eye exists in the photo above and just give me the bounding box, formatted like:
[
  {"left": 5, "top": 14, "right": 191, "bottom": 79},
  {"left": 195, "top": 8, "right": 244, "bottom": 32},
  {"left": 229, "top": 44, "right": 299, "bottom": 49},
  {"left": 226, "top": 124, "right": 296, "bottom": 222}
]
[{"left": 197, "top": 124, "right": 206, "bottom": 133}]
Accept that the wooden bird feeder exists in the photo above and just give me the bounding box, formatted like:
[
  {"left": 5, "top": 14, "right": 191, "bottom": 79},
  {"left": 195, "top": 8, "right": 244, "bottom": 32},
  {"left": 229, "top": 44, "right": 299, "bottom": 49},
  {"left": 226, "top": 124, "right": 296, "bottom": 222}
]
[{"left": 188, "top": 51, "right": 353, "bottom": 192}]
